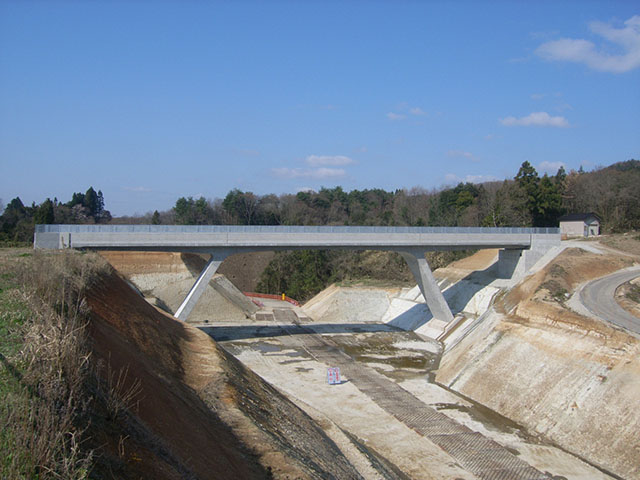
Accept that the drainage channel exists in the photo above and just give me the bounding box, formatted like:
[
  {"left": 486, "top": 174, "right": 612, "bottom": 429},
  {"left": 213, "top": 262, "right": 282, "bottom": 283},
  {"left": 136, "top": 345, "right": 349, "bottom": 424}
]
[{"left": 272, "top": 321, "right": 549, "bottom": 480}]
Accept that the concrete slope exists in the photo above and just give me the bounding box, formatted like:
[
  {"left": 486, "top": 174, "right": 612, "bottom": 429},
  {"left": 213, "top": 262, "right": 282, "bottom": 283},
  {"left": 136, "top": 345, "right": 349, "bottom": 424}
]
[
  {"left": 100, "top": 251, "right": 257, "bottom": 323},
  {"left": 437, "top": 249, "right": 640, "bottom": 479}
]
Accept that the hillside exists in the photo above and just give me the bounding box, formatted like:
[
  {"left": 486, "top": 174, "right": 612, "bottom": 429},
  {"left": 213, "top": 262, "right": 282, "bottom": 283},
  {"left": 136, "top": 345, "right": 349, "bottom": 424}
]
[{"left": 0, "top": 250, "right": 366, "bottom": 479}]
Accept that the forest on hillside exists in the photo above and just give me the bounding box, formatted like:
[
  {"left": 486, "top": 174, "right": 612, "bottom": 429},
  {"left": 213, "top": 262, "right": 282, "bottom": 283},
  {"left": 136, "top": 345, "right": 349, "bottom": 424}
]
[
  {"left": 2, "top": 160, "right": 639, "bottom": 299},
  {"left": 139, "top": 160, "right": 640, "bottom": 233}
]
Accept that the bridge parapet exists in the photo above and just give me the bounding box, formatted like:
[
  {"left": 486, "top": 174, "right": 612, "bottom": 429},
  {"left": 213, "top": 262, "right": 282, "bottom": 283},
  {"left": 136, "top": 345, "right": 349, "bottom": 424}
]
[{"left": 35, "top": 225, "right": 558, "bottom": 251}]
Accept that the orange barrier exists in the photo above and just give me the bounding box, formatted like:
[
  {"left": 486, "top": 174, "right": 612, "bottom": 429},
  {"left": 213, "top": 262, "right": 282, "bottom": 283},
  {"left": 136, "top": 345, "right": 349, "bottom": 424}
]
[{"left": 243, "top": 292, "right": 300, "bottom": 307}]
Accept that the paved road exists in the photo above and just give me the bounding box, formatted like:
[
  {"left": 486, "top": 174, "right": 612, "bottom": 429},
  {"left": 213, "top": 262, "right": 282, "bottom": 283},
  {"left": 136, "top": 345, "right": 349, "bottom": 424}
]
[{"left": 580, "top": 267, "right": 640, "bottom": 334}]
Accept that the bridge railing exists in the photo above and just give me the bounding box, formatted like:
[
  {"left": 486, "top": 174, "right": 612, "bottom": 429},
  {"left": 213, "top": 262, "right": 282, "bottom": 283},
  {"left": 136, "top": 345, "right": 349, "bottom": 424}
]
[{"left": 35, "top": 224, "right": 560, "bottom": 234}]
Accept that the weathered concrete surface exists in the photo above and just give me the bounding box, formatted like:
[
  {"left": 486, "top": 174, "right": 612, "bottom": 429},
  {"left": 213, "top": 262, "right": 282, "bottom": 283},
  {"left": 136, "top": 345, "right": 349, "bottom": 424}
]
[
  {"left": 100, "top": 251, "right": 257, "bottom": 323},
  {"left": 206, "top": 296, "right": 612, "bottom": 478},
  {"left": 437, "top": 250, "right": 640, "bottom": 480},
  {"left": 303, "top": 285, "right": 395, "bottom": 324}
]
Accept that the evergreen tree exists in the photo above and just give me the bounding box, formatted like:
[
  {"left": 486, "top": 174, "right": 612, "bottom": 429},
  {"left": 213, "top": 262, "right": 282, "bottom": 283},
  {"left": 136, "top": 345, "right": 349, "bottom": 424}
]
[
  {"left": 84, "top": 187, "right": 99, "bottom": 217},
  {"left": 151, "top": 210, "right": 161, "bottom": 225},
  {"left": 536, "top": 175, "right": 564, "bottom": 226},
  {"left": 34, "top": 198, "right": 55, "bottom": 224},
  {"left": 515, "top": 161, "right": 541, "bottom": 225}
]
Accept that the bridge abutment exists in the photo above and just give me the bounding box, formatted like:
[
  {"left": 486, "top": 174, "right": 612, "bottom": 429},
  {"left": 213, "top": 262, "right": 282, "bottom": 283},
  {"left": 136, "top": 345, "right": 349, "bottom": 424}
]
[{"left": 497, "top": 233, "right": 560, "bottom": 280}]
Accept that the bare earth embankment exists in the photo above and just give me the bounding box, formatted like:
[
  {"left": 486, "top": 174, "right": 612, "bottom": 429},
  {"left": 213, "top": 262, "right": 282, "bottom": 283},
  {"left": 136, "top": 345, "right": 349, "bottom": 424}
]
[{"left": 84, "top": 265, "right": 365, "bottom": 479}]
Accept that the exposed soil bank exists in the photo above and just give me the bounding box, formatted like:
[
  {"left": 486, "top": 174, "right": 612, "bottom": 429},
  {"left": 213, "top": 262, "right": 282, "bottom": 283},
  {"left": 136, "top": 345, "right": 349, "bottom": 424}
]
[
  {"left": 437, "top": 248, "right": 640, "bottom": 479},
  {"left": 86, "top": 267, "right": 364, "bottom": 479}
]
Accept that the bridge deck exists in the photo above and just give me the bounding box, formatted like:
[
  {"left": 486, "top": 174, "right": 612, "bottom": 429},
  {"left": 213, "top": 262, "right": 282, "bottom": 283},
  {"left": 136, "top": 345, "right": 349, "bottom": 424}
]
[{"left": 34, "top": 225, "right": 559, "bottom": 251}]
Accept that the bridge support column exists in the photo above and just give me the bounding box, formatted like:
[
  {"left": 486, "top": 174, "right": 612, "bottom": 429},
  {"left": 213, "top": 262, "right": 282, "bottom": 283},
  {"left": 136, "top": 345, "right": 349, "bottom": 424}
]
[
  {"left": 175, "top": 251, "right": 229, "bottom": 321},
  {"left": 399, "top": 249, "right": 454, "bottom": 323}
]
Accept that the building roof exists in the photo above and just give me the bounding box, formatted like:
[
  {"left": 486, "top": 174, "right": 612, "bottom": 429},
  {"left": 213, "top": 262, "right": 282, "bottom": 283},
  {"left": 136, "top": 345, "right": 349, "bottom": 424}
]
[{"left": 558, "top": 212, "right": 601, "bottom": 222}]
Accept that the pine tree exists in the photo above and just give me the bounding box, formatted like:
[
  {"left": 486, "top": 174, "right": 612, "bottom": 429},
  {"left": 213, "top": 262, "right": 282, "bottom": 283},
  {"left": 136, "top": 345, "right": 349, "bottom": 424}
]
[
  {"left": 84, "top": 187, "right": 99, "bottom": 217},
  {"left": 34, "top": 198, "right": 55, "bottom": 224}
]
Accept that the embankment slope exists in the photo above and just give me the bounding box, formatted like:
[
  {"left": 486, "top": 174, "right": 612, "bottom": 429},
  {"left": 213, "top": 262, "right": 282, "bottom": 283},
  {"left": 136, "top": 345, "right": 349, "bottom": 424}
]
[
  {"left": 86, "top": 267, "right": 363, "bottom": 479},
  {"left": 437, "top": 248, "right": 640, "bottom": 479}
]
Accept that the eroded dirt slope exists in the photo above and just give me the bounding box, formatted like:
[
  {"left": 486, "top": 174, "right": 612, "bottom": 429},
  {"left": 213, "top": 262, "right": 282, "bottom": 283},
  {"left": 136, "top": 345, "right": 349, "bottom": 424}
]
[{"left": 86, "top": 268, "right": 363, "bottom": 479}]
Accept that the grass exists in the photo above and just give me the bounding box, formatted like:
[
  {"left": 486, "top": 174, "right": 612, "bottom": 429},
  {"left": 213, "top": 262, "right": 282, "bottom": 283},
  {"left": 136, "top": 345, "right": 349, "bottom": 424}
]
[
  {"left": 0, "top": 249, "right": 110, "bottom": 479},
  {"left": 538, "top": 280, "right": 569, "bottom": 304},
  {"left": 626, "top": 284, "right": 640, "bottom": 304}
]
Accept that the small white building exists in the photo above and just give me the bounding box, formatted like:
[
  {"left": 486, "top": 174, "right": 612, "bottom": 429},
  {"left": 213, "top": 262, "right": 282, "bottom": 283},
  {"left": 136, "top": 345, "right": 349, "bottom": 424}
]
[{"left": 559, "top": 213, "right": 601, "bottom": 238}]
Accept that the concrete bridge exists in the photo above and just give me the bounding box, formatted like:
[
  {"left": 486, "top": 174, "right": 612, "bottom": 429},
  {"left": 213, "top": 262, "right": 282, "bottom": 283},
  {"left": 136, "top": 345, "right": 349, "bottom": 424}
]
[{"left": 34, "top": 224, "right": 560, "bottom": 324}]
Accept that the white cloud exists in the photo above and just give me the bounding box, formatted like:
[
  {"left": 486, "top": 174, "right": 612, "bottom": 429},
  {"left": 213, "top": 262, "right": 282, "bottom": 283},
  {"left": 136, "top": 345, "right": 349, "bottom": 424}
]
[
  {"left": 122, "top": 186, "right": 151, "bottom": 192},
  {"left": 272, "top": 167, "right": 346, "bottom": 179},
  {"left": 447, "top": 150, "right": 476, "bottom": 160},
  {"left": 538, "top": 161, "right": 566, "bottom": 173},
  {"left": 500, "top": 111, "right": 570, "bottom": 128},
  {"left": 387, "top": 104, "right": 426, "bottom": 121},
  {"left": 387, "top": 112, "right": 406, "bottom": 121},
  {"left": 296, "top": 187, "right": 316, "bottom": 193},
  {"left": 306, "top": 155, "right": 354, "bottom": 167},
  {"left": 535, "top": 15, "right": 640, "bottom": 73}
]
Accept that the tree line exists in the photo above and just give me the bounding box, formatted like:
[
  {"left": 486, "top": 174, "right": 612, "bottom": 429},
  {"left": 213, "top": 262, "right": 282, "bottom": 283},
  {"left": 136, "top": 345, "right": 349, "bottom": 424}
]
[
  {"left": 144, "top": 160, "right": 638, "bottom": 232},
  {"left": 2, "top": 160, "right": 639, "bottom": 241},
  {"left": 0, "top": 187, "right": 111, "bottom": 243},
  {"left": 2, "top": 160, "right": 638, "bottom": 298}
]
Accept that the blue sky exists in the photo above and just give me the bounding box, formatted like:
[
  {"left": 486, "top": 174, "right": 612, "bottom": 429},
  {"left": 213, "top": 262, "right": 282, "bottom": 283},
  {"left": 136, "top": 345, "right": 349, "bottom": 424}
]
[{"left": 1, "top": 1, "right": 639, "bottom": 216}]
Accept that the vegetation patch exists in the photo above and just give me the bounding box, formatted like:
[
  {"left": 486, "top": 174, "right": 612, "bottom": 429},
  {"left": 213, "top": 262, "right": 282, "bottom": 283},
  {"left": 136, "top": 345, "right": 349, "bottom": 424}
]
[
  {"left": 626, "top": 284, "right": 640, "bottom": 304},
  {"left": 256, "top": 249, "right": 474, "bottom": 302},
  {"left": 538, "top": 280, "right": 569, "bottom": 304},
  {"left": 0, "top": 249, "right": 148, "bottom": 479}
]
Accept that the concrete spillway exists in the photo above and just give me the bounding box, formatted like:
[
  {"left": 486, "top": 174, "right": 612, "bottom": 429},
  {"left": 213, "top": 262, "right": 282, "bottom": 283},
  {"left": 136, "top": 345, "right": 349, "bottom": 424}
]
[{"left": 34, "top": 224, "right": 560, "bottom": 323}]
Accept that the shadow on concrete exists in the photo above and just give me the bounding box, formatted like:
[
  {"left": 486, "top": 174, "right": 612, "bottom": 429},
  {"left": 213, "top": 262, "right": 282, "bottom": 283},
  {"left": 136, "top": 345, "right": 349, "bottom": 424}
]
[
  {"left": 388, "top": 263, "right": 499, "bottom": 332},
  {"left": 199, "top": 322, "right": 403, "bottom": 342}
]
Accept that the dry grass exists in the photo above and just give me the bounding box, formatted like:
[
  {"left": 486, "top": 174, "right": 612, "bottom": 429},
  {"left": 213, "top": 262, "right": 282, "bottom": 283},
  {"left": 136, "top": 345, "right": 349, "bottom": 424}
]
[
  {"left": 0, "top": 249, "right": 141, "bottom": 479},
  {"left": 597, "top": 232, "right": 640, "bottom": 257}
]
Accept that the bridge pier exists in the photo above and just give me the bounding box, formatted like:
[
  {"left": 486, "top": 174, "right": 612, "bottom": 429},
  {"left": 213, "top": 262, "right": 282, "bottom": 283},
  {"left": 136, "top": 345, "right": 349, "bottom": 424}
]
[
  {"left": 399, "top": 249, "right": 454, "bottom": 323},
  {"left": 175, "top": 250, "right": 231, "bottom": 321}
]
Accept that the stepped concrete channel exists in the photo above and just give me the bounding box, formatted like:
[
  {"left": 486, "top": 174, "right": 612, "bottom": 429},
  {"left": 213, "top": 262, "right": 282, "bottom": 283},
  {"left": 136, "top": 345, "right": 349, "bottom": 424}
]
[
  {"left": 34, "top": 225, "right": 560, "bottom": 325},
  {"left": 273, "top": 321, "right": 549, "bottom": 480}
]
